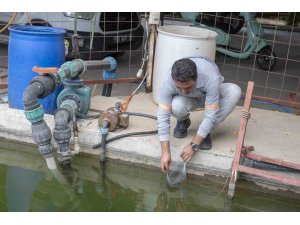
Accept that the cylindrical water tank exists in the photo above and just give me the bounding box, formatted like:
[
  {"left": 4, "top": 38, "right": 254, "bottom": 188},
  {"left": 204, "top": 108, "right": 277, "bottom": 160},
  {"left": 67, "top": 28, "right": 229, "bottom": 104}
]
[
  {"left": 8, "top": 25, "right": 66, "bottom": 114},
  {"left": 152, "top": 25, "right": 217, "bottom": 104}
]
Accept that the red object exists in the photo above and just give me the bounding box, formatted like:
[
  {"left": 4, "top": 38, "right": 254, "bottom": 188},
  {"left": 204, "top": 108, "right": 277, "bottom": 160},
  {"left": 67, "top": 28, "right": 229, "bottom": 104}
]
[{"left": 228, "top": 81, "right": 300, "bottom": 199}]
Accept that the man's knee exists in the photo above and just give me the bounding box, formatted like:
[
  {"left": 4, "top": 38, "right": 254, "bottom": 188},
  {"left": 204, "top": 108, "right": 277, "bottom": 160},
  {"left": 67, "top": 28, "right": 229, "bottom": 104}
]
[
  {"left": 171, "top": 96, "right": 188, "bottom": 118},
  {"left": 222, "top": 83, "right": 242, "bottom": 104},
  {"left": 230, "top": 83, "right": 242, "bottom": 103}
]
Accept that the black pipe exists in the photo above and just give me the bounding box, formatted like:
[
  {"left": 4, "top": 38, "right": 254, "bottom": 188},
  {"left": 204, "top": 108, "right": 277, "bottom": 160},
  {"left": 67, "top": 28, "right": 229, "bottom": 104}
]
[
  {"left": 85, "top": 60, "right": 112, "bottom": 71},
  {"left": 241, "top": 157, "right": 300, "bottom": 172},
  {"left": 53, "top": 108, "right": 73, "bottom": 167},
  {"left": 23, "top": 75, "right": 56, "bottom": 111},
  {"left": 23, "top": 75, "right": 57, "bottom": 165},
  {"left": 99, "top": 121, "right": 109, "bottom": 163},
  {"left": 107, "top": 130, "right": 157, "bottom": 144},
  {"left": 76, "top": 112, "right": 102, "bottom": 119},
  {"left": 31, "top": 120, "right": 54, "bottom": 159},
  {"left": 102, "top": 84, "right": 113, "bottom": 97},
  {"left": 123, "top": 112, "right": 157, "bottom": 120},
  {"left": 98, "top": 120, "right": 108, "bottom": 194}
]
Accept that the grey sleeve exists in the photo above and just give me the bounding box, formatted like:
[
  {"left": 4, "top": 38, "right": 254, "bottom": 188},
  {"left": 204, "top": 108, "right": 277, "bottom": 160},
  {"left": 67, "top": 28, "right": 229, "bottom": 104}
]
[
  {"left": 157, "top": 79, "right": 175, "bottom": 142},
  {"left": 197, "top": 77, "right": 221, "bottom": 138}
]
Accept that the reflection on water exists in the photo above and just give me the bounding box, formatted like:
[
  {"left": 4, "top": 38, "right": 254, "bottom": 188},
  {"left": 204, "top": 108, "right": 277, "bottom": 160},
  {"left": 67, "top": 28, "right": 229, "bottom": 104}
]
[{"left": 0, "top": 138, "right": 300, "bottom": 212}]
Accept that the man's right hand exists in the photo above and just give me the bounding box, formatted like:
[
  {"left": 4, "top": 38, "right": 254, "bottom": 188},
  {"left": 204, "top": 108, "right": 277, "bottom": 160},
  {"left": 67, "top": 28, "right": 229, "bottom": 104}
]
[
  {"left": 160, "top": 141, "right": 171, "bottom": 172},
  {"left": 160, "top": 151, "right": 171, "bottom": 172}
]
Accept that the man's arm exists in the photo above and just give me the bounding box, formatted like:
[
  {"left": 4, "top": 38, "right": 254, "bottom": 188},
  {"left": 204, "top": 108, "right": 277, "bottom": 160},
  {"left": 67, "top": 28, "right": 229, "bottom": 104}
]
[
  {"left": 180, "top": 77, "right": 221, "bottom": 162},
  {"left": 157, "top": 104, "right": 172, "bottom": 172},
  {"left": 197, "top": 77, "right": 221, "bottom": 138},
  {"left": 157, "top": 76, "right": 175, "bottom": 172},
  {"left": 160, "top": 141, "right": 171, "bottom": 172}
]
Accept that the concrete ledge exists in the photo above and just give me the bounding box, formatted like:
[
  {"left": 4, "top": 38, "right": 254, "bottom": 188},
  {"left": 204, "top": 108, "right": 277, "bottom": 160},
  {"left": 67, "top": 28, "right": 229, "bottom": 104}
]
[{"left": 1, "top": 93, "right": 300, "bottom": 191}]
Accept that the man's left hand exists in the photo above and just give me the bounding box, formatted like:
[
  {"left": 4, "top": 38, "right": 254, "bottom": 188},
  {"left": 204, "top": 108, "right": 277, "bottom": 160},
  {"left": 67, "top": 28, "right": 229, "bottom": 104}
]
[{"left": 180, "top": 144, "right": 195, "bottom": 162}]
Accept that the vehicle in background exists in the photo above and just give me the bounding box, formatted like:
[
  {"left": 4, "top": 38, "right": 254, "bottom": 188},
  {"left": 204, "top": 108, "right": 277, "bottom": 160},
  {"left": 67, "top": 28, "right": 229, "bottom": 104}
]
[{"left": 0, "top": 12, "right": 144, "bottom": 60}]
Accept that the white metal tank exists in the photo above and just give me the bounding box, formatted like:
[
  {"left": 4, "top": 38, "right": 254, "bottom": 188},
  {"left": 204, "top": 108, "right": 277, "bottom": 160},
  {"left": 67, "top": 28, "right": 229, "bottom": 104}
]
[{"left": 152, "top": 25, "right": 217, "bottom": 104}]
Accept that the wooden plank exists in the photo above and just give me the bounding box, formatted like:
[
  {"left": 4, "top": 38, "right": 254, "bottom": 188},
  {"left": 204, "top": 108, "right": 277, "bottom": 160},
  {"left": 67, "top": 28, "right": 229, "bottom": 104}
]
[
  {"left": 238, "top": 165, "right": 300, "bottom": 187},
  {"left": 146, "top": 25, "right": 157, "bottom": 93},
  {"left": 228, "top": 81, "right": 255, "bottom": 198},
  {"left": 244, "top": 153, "right": 300, "bottom": 171}
]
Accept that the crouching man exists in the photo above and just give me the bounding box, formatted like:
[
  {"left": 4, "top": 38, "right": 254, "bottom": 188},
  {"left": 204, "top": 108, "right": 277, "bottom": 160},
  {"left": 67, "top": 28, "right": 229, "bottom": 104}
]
[{"left": 157, "top": 57, "right": 241, "bottom": 172}]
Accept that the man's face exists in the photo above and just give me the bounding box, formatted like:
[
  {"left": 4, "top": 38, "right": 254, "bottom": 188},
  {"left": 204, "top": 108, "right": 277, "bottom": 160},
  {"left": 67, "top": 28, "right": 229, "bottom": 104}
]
[{"left": 174, "top": 79, "right": 196, "bottom": 94}]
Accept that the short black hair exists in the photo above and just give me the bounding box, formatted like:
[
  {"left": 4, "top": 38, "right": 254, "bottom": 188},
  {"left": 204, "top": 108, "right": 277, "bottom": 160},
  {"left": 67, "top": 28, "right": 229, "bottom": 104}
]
[{"left": 171, "top": 58, "right": 197, "bottom": 82}]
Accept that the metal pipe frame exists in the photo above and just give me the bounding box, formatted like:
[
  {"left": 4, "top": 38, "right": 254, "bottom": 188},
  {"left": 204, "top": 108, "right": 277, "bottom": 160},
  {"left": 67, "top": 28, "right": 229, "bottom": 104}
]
[{"left": 228, "top": 81, "right": 300, "bottom": 199}]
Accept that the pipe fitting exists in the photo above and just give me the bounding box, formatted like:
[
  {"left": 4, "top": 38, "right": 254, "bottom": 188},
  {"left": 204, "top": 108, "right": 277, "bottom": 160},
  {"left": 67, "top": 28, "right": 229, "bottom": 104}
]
[
  {"left": 23, "top": 82, "right": 43, "bottom": 111},
  {"left": 24, "top": 105, "right": 44, "bottom": 123},
  {"left": 29, "top": 75, "right": 57, "bottom": 98},
  {"left": 58, "top": 59, "right": 86, "bottom": 80},
  {"left": 103, "top": 56, "right": 117, "bottom": 72},
  {"left": 31, "top": 120, "right": 54, "bottom": 158},
  {"left": 53, "top": 108, "right": 73, "bottom": 166},
  {"left": 23, "top": 75, "right": 58, "bottom": 170}
]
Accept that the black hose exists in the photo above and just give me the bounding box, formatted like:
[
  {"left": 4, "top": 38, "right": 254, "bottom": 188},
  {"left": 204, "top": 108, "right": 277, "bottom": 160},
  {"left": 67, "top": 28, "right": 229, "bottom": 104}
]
[
  {"left": 241, "top": 157, "right": 300, "bottom": 172},
  {"left": 107, "top": 130, "right": 157, "bottom": 143},
  {"left": 123, "top": 112, "right": 157, "bottom": 120},
  {"left": 93, "top": 111, "right": 157, "bottom": 149},
  {"left": 93, "top": 130, "right": 157, "bottom": 149}
]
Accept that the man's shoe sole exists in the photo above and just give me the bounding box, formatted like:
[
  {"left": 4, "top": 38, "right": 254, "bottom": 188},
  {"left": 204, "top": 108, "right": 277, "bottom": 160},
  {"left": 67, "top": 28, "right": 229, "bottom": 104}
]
[
  {"left": 199, "top": 145, "right": 212, "bottom": 150},
  {"left": 173, "top": 131, "right": 187, "bottom": 139}
]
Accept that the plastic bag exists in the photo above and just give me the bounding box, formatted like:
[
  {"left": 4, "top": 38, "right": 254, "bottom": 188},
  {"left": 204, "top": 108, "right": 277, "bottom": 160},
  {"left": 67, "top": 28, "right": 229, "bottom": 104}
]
[{"left": 166, "top": 160, "right": 187, "bottom": 188}]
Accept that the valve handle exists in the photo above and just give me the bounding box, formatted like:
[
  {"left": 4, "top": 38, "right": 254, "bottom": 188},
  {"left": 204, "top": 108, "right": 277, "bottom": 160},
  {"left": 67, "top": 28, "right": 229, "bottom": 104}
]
[{"left": 32, "top": 66, "right": 58, "bottom": 75}]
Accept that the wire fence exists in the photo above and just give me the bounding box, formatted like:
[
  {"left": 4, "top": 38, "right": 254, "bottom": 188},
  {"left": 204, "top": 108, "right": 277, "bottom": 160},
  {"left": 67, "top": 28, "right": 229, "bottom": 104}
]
[
  {"left": 162, "top": 13, "right": 300, "bottom": 107},
  {"left": 0, "top": 12, "right": 300, "bottom": 107}
]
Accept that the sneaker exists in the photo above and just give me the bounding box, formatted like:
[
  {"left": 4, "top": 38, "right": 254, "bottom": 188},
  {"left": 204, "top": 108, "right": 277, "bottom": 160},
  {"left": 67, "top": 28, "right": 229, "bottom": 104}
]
[
  {"left": 173, "top": 118, "right": 191, "bottom": 139},
  {"left": 199, "top": 133, "right": 212, "bottom": 150}
]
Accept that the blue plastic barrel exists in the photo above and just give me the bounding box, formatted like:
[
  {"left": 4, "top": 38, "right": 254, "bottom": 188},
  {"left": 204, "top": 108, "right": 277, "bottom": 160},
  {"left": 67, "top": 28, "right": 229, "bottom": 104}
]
[{"left": 8, "top": 25, "right": 66, "bottom": 114}]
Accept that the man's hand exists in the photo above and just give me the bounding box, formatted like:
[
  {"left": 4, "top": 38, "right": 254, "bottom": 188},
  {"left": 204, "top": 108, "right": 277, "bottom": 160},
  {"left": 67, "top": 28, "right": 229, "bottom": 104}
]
[
  {"left": 180, "top": 144, "right": 195, "bottom": 162},
  {"left": 160, "top": 151, "right": 171, "bottom": 172},
  {"left": 160, "top": 141, "right": 171, "bottom": 172},
  {"left": 180, "top": 133, "right": 204, "bottom": 162}
]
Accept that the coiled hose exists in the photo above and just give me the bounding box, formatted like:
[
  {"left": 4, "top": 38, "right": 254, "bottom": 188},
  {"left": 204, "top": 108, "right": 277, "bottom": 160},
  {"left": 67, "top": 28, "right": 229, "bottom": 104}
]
[{"left": 93, "top": 112, "right": 157, "bottom": 149}]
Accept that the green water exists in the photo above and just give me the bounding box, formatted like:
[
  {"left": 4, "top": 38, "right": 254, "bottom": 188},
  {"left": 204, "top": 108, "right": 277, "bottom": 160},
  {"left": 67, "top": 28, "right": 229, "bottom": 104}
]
[{"left": 0, "top": 138, "right": 300, "bottom": 212}]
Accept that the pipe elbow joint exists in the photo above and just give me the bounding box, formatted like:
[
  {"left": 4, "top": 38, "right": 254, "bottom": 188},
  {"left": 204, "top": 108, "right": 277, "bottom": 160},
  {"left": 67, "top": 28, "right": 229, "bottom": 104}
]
[{"left": 29, "top": 75, "right": 56, "bottom": 98}]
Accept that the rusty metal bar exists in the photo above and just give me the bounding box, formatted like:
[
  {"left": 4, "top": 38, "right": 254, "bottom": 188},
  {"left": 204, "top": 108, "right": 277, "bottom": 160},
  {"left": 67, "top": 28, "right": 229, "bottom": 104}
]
[
  {"left": 84, "top": 78, "right": 143, "bottom": 85},
  {"left": 242, "top": 94, "right": 300, "bottom": 109},
  {"left": 228, "top": 81, "right": 255, "bottom": 198},
  {"left": 0, "top": 83, "right": 8, "bottom": 89},
  {"left": 237, "top": 165, "right": 300, "bottom": 187},
  {"left": 244, "top": 153, "right": 300, "bottom": 171}
]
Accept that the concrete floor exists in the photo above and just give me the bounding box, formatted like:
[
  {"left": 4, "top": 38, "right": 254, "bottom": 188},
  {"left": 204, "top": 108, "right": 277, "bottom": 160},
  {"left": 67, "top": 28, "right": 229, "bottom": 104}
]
[{"left": 1, "top": 92, "right": 300, "bottom": 192}]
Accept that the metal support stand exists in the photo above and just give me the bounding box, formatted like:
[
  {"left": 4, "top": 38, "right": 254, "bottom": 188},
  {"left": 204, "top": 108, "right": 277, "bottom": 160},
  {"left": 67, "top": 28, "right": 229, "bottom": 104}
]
[{"left": 228, "top": 81, "right": 300, "bottom": 198}]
